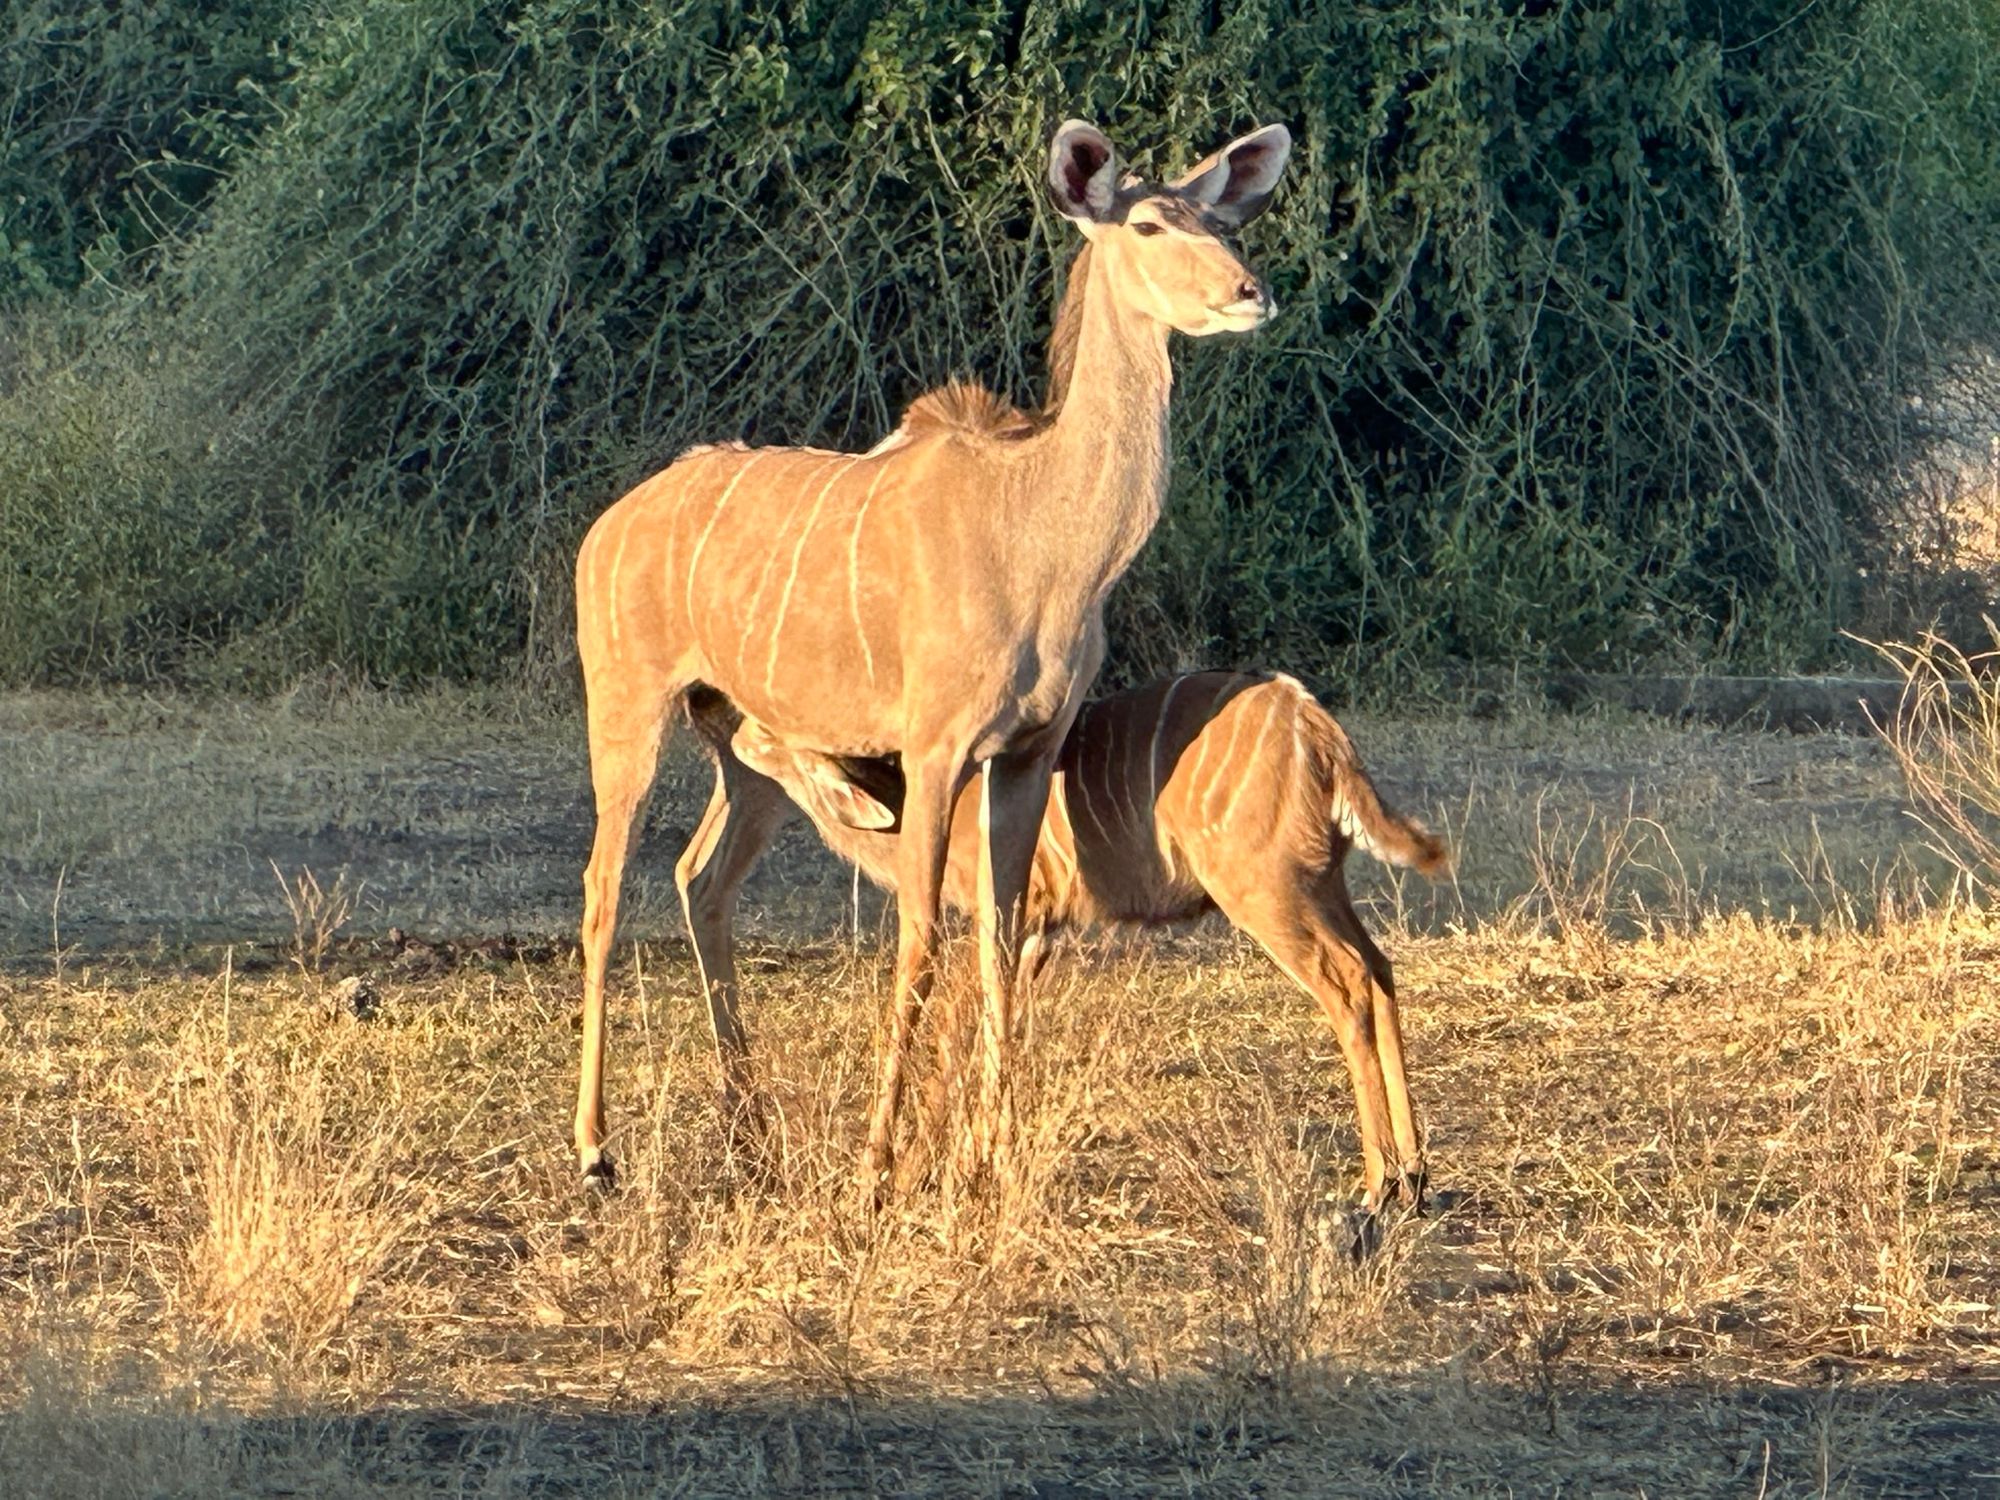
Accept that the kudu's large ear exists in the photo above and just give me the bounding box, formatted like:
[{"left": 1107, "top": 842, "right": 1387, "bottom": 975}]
[
  {"left": 1048, "top": 119, "right": 1120, "bottom": 223},
  {"left": 1172, "top": 123, "right": 1293, "bottom": 228}
]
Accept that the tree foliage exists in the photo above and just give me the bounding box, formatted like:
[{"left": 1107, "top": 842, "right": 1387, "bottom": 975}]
[
  {"left": 1, "top": 0, "right": 1995, "bottom": 688},
  {"left": 0, "top": 0, "right": 291, "bottom": 299}
]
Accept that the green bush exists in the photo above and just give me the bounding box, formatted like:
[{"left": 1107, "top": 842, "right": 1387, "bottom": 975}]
[
  {"left": 1, "top": 0, "right": 1996, "bottom": 688},
  {"left": 0, "top": 326, "right": 312, "bottom": 684},
  {"left": 0, "top": 0, "right": 297, "bottom": 302}
]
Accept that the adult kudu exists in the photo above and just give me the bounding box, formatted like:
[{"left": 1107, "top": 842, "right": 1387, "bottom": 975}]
[{"left": 572, "top": 118, "right": 1292, "bottom": 1193}]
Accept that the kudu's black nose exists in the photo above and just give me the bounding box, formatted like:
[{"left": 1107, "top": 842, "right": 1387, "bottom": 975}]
[{"left": 1237, "top": 277, "right": 1264, "bottom": 304}]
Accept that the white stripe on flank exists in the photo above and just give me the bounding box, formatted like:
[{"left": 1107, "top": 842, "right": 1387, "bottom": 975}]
[
  {"left": 605, "top": 505, "right": 638, "bottom": 647},
  {"left": 1108, "top": 721, "right": 1139, "bottom": 841},
  {"left": 1067, "top": 717, "right": 1111, "bottom": 849},
  {"left": 1131, "top": 737, "right": 1155, "bottom": 835},
  {"left": 847, "top": 460, "right": 893, "bottom": 688},
  {"left": 1200, "top": 687, "right": 1253, "bottom": 830},
  {"left": 1182, "top": 687, "right": 1223, "bottom": 803},
  {"left": 684, "top": 453, "right": 769, "bottom": 626},
  {"left": 765, "top": 456, "right": 860, "bottom": 696},
  {"left": 738, "top": 457, "right": 839, "bottom": 681},
  {"left": 1213, "top": 693, "right": 1279, "bottom": 831},
  {"left": 1147, "top": 674, "right": 1191, "bottom": 819}
]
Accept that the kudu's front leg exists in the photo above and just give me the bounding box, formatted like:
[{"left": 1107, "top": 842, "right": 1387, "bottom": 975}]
[
  {"left": 575, "top": 689, "right": 672, "bottom": 1186},
  {"left": 961, "top": 750, "right": 1056, "bottom": 1184},
  {"left": 860, "top": 757, "right": 959, "bottom": 1206}
]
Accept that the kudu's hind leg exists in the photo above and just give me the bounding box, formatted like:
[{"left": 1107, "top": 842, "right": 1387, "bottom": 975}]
[
  {"left": 1318, "top": 869, "right": 1424, "bottom": 1205},
  {"left": 576, "top": 677, "right": 677, "bottom": 1185},
  {"left": 676, "top": 756, "right": 792, "bottom": 1155},
  {"left": 1216, "top": 873, "right": 1403, "bottom": 1215}
]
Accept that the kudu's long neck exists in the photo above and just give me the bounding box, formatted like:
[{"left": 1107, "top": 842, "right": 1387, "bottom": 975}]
[
  {"left": 1043, "top": 243, "right": 1091, "bottom": 414},
  {"left": 1026, "top": 243, "right": 1174, "bottom": 606}
]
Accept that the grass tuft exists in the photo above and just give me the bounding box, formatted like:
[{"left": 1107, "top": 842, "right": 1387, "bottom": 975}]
[
  {"left": 1871, "top": 621, "right": 2000, "bottom": 894},
  {"left": 171, "top": 1014, "right": 411, "bottom": 1365}
]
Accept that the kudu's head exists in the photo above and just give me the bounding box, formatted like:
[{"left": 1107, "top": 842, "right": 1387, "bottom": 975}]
[{"left": 1047, "top": 119, "right": 1291, "bottom": 336}]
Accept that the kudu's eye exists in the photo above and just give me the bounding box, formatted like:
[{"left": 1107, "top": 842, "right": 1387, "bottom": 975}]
[{"left": 1132, "top": 221, "right": 1166, "bottom": 237}]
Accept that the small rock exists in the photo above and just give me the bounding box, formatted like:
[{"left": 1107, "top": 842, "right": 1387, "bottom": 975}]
[{"left": 333, "top": 974, "right": 380, "bottom": 1020}]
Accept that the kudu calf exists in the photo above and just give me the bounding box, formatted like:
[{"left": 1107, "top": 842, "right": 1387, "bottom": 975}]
[
  {"left": 697, "top": 670, "right": 1447, "bottom": 1213},
  {"left": 573, "top": 119, "right": 1292, "bottom": 1193}
]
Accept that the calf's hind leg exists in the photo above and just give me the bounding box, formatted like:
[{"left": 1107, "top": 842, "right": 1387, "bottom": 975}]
[
  {"left": 1315, "top": 867, "right": 1424, "bottom": 1206},
  {"left": 1211, "top": 871, "right": 1404, "bottom": 1215},
  {"left": 674, "top": 752, "right": 793, "bottom": 1151}
]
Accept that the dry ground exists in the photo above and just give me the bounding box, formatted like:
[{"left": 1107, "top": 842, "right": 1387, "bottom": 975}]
[
  {"left": 0, "top": 681, "right": 1931, "bottom": 950},
  {"left": 2, "top": 686, "right": 1997, "bottom": 1496}
]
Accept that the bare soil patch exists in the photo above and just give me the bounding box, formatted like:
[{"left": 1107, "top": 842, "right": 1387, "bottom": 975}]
[{"left": 0, "top": 685, "right": 1928, "bottom": 957}]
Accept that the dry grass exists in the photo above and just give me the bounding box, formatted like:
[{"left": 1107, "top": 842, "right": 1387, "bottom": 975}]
[
  {"left": 4, "top": 910, "right": 1997, "bottom": 1492},
  {"left": 1871, "top": 622, "right": 2000, "bottom": 895},
  {"left": 270, "top": 863, "right": 365, "bottom": 977},
  {"left": 2, "top": 687, "right": 1999, "bottom": 1494},
  {"left": 172, "top": 1004, "right": 413, "bottom": 1363}
]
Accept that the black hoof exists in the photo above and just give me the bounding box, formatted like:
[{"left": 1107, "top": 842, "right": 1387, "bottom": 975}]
[
  {"left": 581, "top": 1154, "right": 618, "bottom": 1193},
  {"left": 333, "top": 975, "right": 380, "bottom": 1020},
  {"left": 1399, "top": 1167, "right": 1430, "bottom": 1216},
  {"left": 1340, "top": 1206, "right": 1384, "bottom": 1263}
]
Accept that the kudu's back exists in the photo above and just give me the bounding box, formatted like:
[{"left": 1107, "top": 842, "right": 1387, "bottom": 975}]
[{"left": 739, "top": 671, "right": 1444, "bottom": 934}]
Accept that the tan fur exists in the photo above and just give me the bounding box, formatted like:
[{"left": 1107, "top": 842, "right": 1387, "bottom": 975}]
[
  {"left": 570, "top": 121, "right": 1290, "bottom": 1192},
  {"left": 899, "top": 380, "right": 1042, "bottom": 441},
  {"left": 892, "top": 243, "right": 1093, "bottom": 440},
  {"left": 1044, "top": 242, "right": 1092, "bottom": 413},
  {"left": 1287, "top": 680, "right": 1449, "bottom": 878},
  {"left": 690, "top": 673, "right": 1448, "bottom": 1212}
]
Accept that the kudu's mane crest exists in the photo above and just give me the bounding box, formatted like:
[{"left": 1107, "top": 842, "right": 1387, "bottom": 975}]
[{"left": 898, "top": 379, "right": 1042, "bottom": 441}]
